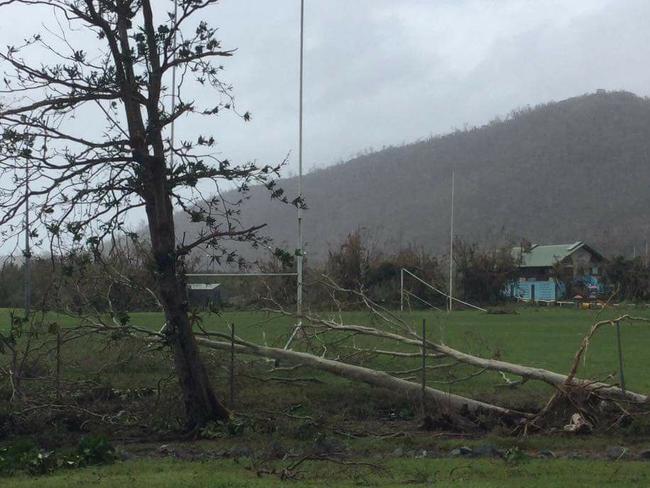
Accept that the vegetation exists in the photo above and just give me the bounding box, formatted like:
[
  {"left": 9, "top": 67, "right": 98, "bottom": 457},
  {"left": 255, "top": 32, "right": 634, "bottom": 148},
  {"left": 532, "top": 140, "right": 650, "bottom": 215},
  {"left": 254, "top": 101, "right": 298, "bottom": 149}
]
[
  {"left": 0, "top": 3, "right": 649, "bottom": 487},
  {"left": 604, "top": 256, "right": 650, "bottom": 301}
]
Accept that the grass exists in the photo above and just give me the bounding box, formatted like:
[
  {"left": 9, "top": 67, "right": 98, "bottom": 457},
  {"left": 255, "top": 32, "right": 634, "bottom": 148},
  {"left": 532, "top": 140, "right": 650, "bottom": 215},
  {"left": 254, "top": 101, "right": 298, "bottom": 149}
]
[
  {"left": 5, "top": 457, "right": 650, "bottom": 487},
  {"left": 3, "top": 305, "right": 650, "bottom": 486},
  {"left": 3, "top": 304, "right": 649, "bottom": 403},
  {"left": 3, "top": 304, "right": 649, "bottom": 407},
  {"left": 128, "top": 305, "right": 650, "bottom": 397}
]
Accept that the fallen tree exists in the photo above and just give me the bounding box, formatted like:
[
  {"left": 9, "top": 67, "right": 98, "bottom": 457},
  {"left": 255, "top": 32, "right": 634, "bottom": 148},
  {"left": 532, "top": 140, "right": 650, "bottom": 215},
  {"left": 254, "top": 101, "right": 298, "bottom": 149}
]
[
  {"left": 48, "top": 271, "right": 650, "bottom": 432},
  {"left": 270, "top": 307, "right": 649, "bottom": 405},
  {"left": 194, "top": 336, "right": 532, "bottom": 421}
]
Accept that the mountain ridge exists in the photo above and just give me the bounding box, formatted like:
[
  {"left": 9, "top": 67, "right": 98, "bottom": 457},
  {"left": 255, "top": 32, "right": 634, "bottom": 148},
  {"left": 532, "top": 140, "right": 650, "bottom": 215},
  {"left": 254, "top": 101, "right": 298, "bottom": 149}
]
[{"left": 180, "top": 90, "right": 650, "bottom": 263}]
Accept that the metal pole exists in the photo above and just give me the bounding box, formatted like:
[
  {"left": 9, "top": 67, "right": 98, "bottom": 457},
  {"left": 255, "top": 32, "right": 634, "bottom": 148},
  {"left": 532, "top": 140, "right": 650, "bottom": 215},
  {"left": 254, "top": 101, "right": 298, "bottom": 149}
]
[
  {"left": 285, "top": 0, "right": 305, "bottom": 352},
  {"left": 56, "top": 330, "right": 61, "bottom": 401},
  {"left": 615, "top": 320, "right": 626, "bottom": 394},
  {"left": 170, "top": 0, "right": 178, "bottom": 169},
  {"left": 24, "top": 160, "right": 31, "bottom": 317},
  {"left": 400, "top": 268, "right": 404, "bottom": 311},
  {"left": 230, "top": 323, "right": 235, "bottom": 407},
  {"left": 296, "top": 0, "right": 305, "bottom": 322},
  {"left": 421, "top": 319, "right": 426, "bottom": 412},
  {"left": 448, "top": 170, "right": 454, "bottom": 312}
]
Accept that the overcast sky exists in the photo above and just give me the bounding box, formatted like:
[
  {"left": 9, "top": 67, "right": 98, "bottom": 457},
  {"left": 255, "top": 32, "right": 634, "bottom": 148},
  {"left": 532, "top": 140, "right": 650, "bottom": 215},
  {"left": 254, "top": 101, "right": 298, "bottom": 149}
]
[
  {"left": 206, "top": 0, "right": 650, "bottom": 176},
  {"left": 2, "top": 0, "right": 650, "bottom": 177}
]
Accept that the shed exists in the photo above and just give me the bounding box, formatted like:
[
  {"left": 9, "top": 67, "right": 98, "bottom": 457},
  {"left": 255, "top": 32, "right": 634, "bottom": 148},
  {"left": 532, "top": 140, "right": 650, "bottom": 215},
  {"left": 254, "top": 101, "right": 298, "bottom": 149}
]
[{"left": 187, "top": 283, "right": 221, "bottom": 309}]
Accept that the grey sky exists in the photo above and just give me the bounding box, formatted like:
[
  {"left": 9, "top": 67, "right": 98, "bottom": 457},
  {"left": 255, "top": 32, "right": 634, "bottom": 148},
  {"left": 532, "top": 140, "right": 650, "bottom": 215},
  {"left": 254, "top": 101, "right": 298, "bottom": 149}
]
[
  {"left": 206, "top": 0, "right": 650, "bottom": 177},
  {"left": 2, "top": 0, "right": 650, "bottom": 178}
]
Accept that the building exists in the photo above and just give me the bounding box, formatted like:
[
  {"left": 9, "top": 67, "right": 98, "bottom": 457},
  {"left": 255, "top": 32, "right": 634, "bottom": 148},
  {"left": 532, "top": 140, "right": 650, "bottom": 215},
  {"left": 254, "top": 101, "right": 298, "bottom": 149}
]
[
  {"left": 507, "top": 241, "right": 606, "bottom": 302},
  {"left": 187, "top": 283, "right": 221, "bottom": 309}
]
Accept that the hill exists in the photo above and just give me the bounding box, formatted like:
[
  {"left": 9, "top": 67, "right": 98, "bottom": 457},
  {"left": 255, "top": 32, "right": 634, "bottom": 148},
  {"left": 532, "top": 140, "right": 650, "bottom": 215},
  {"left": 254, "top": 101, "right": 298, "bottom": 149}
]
[{"left": 181, "top": 91, "right": 650, "bottom": 263}]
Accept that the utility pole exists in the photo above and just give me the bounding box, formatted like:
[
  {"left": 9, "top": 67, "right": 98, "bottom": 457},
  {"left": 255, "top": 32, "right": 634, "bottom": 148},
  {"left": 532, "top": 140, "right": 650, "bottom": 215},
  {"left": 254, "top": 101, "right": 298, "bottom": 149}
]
[
  {"left": 448, "top": 170, "right": 455, "bottom": 312},
  {"left": 400, "top": 268, "right": 404, "bottom": 312},
  {"left": 284, "top": 0, "right": 305, "bottom": 351},
  {"left": 169, "top": 0, "right": 178, "bottom": 169},
  {"left": 296, "top": 0, "right": 304, "bottom": 325}
]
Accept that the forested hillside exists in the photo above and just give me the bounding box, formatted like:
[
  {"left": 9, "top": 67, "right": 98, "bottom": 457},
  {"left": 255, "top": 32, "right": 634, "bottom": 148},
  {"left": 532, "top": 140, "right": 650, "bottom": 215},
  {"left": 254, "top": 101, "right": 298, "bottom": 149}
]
[{"left": 181, "top": 91, "right": 650, "bottom": 262}]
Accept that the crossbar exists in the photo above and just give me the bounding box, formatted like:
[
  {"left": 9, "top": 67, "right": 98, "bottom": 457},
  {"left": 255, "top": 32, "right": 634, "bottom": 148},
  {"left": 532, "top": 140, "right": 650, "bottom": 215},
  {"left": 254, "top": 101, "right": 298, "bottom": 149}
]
[{"left": 187, "top": 273, "right": 298, "bottom": 278}]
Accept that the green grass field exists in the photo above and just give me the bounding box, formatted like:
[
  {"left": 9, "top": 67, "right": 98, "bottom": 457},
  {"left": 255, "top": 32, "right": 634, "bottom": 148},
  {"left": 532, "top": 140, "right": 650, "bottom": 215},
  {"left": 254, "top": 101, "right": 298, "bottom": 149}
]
[
  {"left": 2, "top": 305, "right": 650, "bottom": 486},
  {"left": 2, "top": 305, "right": 649, "bottom": 408},
  {"left": 6, "top": 457, "right": 650, "bottom": 487},
  {"left": 93, "top": 305, "right": 650, "bottom": 399}
]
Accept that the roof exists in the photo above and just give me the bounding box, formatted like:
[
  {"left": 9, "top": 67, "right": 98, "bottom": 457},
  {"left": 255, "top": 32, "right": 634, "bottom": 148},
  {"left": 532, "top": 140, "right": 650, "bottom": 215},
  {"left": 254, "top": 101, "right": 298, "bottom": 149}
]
[
  {"left": 187, "top": 283, "right": 220, "bottom": 290},
  {"left": 512, "top": 241, "right": 603, "bottom": 268}
]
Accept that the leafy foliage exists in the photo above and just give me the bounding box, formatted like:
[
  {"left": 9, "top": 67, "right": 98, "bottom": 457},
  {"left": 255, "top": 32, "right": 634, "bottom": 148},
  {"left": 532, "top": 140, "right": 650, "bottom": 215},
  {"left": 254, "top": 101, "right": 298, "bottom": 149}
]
[
  {"left": 453, "top": 239, "right": 518, "bottom": 305},
  {"left": 74, "top": 435, "right": 116, "bottom": 467},
  {"left": 604, "top": 256, "right": 650, "bottom": 301},
  {"left": 0, "top": 436, "right": 114, "bottom": 477}
]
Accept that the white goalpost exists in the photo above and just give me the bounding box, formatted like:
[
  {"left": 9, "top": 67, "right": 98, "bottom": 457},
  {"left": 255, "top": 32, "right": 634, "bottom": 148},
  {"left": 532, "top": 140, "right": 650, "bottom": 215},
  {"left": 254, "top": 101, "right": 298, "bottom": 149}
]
[
  {"left": 399, "top": 268, "right": 486, "bottom": 312},
  {"left": 186, "top": 0, "right": 307, "bottom": 351}
]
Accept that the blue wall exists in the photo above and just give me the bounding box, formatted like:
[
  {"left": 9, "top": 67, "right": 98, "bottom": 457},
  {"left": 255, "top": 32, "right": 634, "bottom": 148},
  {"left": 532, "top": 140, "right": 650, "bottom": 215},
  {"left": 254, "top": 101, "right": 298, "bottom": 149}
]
[{"left": 508, "top": 279, "right": 559, "bottom": 301}]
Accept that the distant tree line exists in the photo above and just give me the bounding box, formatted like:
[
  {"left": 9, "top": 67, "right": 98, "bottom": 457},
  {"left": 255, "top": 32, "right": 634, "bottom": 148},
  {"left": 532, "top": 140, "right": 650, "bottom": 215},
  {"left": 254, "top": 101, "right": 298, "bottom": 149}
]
[{"left": 2, "top": 231, "right": 650, "bottom": 312}]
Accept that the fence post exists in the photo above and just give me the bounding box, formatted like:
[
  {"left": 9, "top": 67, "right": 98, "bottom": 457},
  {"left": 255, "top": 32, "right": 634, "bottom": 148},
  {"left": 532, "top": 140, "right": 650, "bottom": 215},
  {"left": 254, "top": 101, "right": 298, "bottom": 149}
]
[
  {"left": 56, "top": 330, "right": 61, "bottom": 401},
  {"left": 615, "top": 320, "right": 626, "bottom": 394},
  {"left": 421, "top": 318, "right": 426, "bottom": 413},
  {"left": 400, "top": 268, "right": 404, "bottom": 312},
  {"left": 229, "top": 323, "right": 235, "bottom": 407}
]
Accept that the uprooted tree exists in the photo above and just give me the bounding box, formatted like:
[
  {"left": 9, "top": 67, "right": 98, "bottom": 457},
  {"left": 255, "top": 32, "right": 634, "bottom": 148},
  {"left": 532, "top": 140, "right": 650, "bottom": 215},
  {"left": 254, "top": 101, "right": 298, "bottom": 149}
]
[{"left": 0, "top": 0, "right": 293, "bottom": 428}]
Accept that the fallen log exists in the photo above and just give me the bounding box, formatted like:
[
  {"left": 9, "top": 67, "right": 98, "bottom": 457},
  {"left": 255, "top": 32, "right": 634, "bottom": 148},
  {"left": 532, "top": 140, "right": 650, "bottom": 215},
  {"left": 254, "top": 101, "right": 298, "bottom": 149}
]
[
  {"left": 196, "top": 336, "right": 532, "bottom": 421},
  {"left": 290, "top": 312, "right": 649, "bottom": 405}
]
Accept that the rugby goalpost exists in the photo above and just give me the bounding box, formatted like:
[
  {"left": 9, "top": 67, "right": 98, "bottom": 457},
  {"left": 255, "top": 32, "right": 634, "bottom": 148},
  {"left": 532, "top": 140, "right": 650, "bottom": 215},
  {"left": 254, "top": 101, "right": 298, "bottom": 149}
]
[
  {"left": 399, "top": 268, "right": 487, "bottom": 312},
  {"left": 184, "top": 0, "right": 306, "bottom": 351}
]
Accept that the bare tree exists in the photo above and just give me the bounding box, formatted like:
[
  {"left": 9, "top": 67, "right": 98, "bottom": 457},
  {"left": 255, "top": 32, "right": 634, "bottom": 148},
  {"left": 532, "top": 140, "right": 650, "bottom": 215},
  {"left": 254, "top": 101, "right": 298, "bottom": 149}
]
[{"left": 0, "top": 0, "right": 291, "bottom": 428}]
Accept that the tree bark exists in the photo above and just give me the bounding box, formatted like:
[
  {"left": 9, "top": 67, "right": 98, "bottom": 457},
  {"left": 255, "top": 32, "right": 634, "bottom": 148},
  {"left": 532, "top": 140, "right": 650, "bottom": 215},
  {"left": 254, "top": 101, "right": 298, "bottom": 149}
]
[{"left": 140, "top": 168, "right": 230, "bottom": 428}]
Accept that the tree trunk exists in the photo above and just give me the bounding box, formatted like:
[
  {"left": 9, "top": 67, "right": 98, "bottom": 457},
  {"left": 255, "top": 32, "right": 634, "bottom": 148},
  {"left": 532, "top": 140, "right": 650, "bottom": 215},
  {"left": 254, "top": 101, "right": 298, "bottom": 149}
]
[
  {"left": 165, "top": 291, "right": 231, "bottom": 428},
  {"left": 299, "top": 316, "right": 648, "bottom": 404},
  {"left": 109, "top": 0, "right": 230, "bottom": 428},
  {"left": 142, "top": 155, "right": 230, "bottom": 429}
]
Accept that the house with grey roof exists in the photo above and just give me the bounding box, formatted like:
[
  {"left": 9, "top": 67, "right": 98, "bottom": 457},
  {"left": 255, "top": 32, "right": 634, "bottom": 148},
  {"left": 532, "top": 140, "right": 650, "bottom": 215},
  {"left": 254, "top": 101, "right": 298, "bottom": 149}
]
[{"left": 507, "top": 241, "right": 606, "bottom": 302}]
